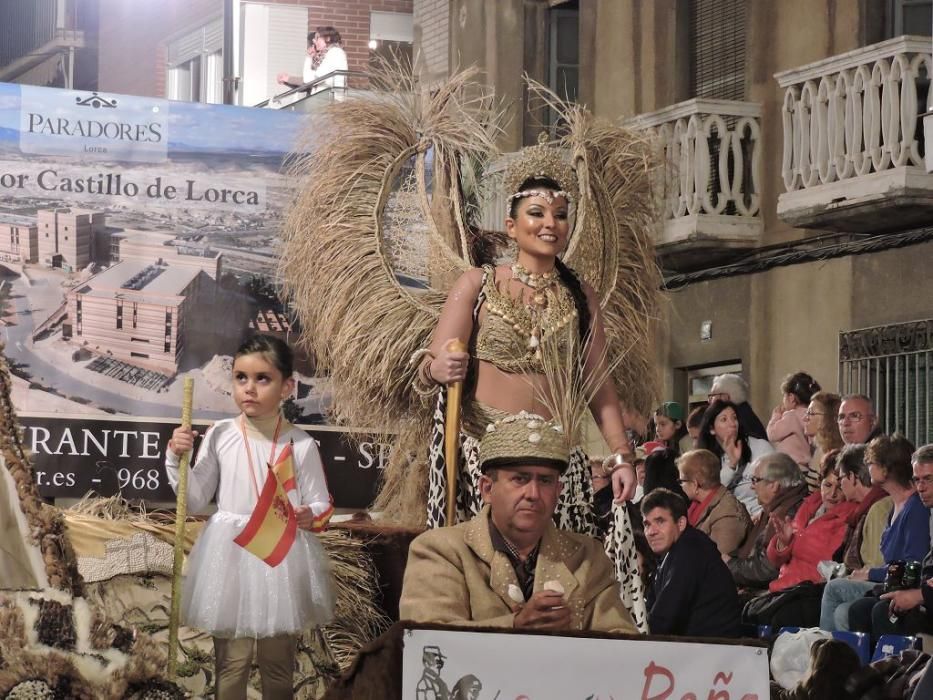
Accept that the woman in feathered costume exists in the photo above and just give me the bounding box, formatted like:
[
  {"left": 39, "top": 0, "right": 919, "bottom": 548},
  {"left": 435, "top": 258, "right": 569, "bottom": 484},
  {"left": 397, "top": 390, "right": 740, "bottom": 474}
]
[{"left": 281, "top": 69, "right": 660, "bottom": 630}]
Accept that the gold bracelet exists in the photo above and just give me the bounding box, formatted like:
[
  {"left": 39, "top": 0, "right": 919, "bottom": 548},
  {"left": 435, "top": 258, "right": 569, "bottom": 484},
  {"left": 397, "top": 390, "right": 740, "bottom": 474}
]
[
  {"left": 602, "top": 453, "right": 634, "bottom": 475},
  {"left": 411, "top": 351, "right": 440, "bottom": 397}
]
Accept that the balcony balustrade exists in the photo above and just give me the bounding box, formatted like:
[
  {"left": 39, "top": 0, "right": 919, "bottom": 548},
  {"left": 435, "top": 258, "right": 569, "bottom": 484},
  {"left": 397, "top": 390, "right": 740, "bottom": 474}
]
[
  {"left": 776, "top": 36, "right": 933, "bottom": 232},
  {"left": 627, "top": 98, "right": 763, "bottom": 268}
]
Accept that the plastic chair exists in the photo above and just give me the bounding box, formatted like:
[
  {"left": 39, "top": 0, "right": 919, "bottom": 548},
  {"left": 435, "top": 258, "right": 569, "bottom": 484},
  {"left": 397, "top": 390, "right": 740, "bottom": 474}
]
[
  {"left": 832, "top": 630, "right": 870, "bottom": 665},
  {"left": 871, "top": 634, "right": 919, "bottom": 662}
]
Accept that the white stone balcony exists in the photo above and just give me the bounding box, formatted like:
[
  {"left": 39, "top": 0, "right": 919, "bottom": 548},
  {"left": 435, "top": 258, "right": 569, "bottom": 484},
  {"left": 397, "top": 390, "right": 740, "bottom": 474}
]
[
  {"left": 627, "top": 98, "right": 763, "bottom": 266},
  {"left": 776, "top": 36, "right": 933, "bottom": 232}
]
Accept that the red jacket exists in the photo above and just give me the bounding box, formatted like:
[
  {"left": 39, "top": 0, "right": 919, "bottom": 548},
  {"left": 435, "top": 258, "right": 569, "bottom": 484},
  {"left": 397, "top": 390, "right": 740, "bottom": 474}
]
[{"left": 766, "top": 491, "right": 858, "bottom": 592}]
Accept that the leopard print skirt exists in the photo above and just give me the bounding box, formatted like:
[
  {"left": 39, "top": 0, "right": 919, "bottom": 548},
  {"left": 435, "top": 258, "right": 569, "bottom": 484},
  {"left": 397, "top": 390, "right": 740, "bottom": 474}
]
[{"left": 425, "top": 391, "right": 648, "bottom": 632}]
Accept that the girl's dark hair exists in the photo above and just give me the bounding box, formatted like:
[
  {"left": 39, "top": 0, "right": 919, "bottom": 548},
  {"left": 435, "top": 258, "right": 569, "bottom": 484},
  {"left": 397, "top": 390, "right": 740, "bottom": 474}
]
[
  {"left": 781, "top": 371, "right": 821, "bottom": 406},
  {"left": 315, "top": 25, "right": 342, "bottom": 45},
  {"left": 235, "top": 334, "right": 294, "bottom": 378},
  {"left": 643, "top": 449, "right": 688, "bottom": 502},
  {"left": 697, "top": 400, "right": 751, "bottom": 466},
  {"left": 509, "top": 177, "right": 590, "bottom": 343},
  {"left": 801, "top": 638, "right": 861, "bottom": 699}
]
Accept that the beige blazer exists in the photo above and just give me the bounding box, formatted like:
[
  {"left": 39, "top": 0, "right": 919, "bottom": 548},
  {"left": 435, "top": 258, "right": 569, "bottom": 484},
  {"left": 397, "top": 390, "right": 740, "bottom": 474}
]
[
  {"left": 693, "top": 487, "right": 752, "bottom": 556},
  {"left": 399, "top": 506, "right": 637, "bottom": 634}
]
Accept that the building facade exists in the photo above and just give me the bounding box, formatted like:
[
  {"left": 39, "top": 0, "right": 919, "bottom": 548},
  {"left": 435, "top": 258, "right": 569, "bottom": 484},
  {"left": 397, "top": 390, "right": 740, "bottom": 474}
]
[
  {"left": 0, "top": 224, "right": 38, "bottom": 264},
  {"left": 416, "top": 0, "right": 933, "bottom": 446},
  {"left": 64, "top": 260, "right": 211, "bottom": 374},
  {"left": 96, "top": 0, "right": 413, "bottom": 106},
  {"left": 36, "top": 208, "right": 105, "bottom": 271}
]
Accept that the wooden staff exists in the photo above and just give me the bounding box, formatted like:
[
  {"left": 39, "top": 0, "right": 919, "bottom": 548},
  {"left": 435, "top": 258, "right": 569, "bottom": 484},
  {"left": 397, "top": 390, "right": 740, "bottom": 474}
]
[
  {"left": 444, "top": 339, "right": 466, "bottom": 525},
  {"left": 168, "top": 377, "right": 194, "bottom": 679}
]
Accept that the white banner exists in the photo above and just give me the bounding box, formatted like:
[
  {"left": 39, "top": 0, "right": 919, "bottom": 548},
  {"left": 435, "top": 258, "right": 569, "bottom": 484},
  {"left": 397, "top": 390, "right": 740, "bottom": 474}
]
[{"left": 402, "top": 628, "right": 769, "bottom": 700}]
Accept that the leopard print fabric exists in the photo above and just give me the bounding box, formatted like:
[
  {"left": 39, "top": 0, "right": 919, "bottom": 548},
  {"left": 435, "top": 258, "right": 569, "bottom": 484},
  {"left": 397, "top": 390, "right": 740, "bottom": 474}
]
[{"left": 605, "top": 503, "right": 649, "bottom": 632}]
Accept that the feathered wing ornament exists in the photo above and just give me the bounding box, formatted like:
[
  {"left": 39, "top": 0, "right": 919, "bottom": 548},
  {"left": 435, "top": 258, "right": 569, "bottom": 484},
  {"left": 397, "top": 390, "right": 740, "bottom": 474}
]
[
  {"left": 280, "top": 66, "right": 502, "bottom": 523},
  {"left": 529, "top": 82, "right": 663, "bottom": 417}
]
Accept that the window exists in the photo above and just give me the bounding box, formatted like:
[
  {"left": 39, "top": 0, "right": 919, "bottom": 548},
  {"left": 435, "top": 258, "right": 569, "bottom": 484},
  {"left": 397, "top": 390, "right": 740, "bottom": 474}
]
[
  {"left": 116, "top": 299, "right": 123, "bottom": 330},
  {"left": 239, "top": 3, "right": 306, "bottom": 107},
  {"left": 685, "top": 362, "right": 743, "bottom": 407},
  {"left": 839, "top": 319, "right": 931, "bottom": 446},
  {"left": 549, "top": 5, "right": 579, "bottom": 115},
  {"left": 166, "top": 18, "right": 223, "bottom": 103},
  {"left": 893, "top": 0, "right": 933, "bottom": 34},
  {"left": 689, "top": 0, "right": 746, "bottom": 100}
]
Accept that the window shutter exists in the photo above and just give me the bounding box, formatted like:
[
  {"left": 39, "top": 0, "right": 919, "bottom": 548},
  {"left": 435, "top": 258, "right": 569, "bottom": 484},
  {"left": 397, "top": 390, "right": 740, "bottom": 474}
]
[{"left": 690, "top": 0, "right": 746, "bottom": 100}]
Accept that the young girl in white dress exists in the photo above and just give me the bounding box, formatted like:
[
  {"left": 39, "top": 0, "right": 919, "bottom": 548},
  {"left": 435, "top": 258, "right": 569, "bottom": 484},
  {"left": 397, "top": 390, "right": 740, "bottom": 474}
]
[{"left": 166, "top": 334, "right": 334, "bottom": 699}]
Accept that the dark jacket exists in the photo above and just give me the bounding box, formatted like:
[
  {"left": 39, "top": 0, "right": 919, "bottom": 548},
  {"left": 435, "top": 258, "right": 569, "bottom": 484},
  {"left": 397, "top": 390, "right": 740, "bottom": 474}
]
[
  {"left": 736, "top": 401, "right": 768, "bottom": 440},
  {"left": 921, "top": 512, "right": 933, "bottom": 618},
  {"left": 729, "top": 482, "right": 808, "bottom": 589},
  {"left": 646, "top": 525, "right": 742, "bottom": 638}
]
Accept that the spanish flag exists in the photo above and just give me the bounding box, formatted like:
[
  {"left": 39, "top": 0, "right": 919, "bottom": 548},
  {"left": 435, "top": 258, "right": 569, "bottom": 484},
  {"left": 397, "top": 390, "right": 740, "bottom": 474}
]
[{"left": 234, "top": 442, "right": 298, "bottom": 567}]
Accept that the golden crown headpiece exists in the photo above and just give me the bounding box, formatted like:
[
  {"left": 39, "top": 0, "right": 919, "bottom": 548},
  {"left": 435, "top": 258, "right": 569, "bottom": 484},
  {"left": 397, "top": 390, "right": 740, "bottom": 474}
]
[
  {"left": 503, "top": 133, "right": 579, "bottom": 213},
  {"left": 479, "top": 410, "right": 569, "bottom": 473}
]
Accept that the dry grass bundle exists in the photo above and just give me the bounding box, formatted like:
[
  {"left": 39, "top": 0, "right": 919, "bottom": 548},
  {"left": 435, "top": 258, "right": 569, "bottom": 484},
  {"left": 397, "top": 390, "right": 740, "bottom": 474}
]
[
  {"left": 280, "top": 63, "right": 500, "bottom": 435},
  {"left": 315, "top": 529, "right": 391, "bottom": 671}
]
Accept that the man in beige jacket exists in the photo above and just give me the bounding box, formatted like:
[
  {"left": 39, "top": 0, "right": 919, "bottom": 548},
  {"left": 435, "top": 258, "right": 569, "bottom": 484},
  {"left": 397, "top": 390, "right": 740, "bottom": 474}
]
[{"left": 399, "top": 412, "right": 637, "bottom": 634}]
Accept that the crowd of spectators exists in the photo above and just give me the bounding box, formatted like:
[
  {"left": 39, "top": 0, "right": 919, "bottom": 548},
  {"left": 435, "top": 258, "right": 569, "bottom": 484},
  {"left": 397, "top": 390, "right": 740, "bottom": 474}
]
[{"left": 593, "top": 372, "right": 933, "bottom": 697}]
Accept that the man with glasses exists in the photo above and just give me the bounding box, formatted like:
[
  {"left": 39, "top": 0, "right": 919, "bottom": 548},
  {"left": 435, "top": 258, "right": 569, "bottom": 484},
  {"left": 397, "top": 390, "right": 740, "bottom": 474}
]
[
  {"left": 837, "top": 394, "right": 883, "bottom": 445},
  {"left": 845, "top": 445, "right": 933, "bottom": 642},
  {"left": 708, "top": 373, "right": 768, "bottom": 440},
  {"left": 726, "top": 453, "right": 809, "bottom": 593}
]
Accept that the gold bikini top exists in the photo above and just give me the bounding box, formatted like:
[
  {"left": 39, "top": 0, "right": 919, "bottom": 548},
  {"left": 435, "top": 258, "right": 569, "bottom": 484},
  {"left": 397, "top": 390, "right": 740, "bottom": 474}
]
[{"left": 473, "top": 265, "right": 579, "bottom": 374}]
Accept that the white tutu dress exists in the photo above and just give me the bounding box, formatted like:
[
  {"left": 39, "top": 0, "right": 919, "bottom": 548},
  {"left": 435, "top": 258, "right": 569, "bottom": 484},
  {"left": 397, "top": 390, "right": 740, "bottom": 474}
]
[{"left": 166, "top": 415, "right": 335, "bottom": 638}]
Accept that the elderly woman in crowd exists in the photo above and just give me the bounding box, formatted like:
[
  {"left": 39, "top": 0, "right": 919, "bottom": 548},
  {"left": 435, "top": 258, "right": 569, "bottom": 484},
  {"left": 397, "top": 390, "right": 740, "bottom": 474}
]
[
  {"left": 819, "top": 434, "right": 928, "bottom": 631},
  {"left": 802, "top": 391, "right": 844, "bottom": 492},
  {"left": 742, "top": 453, "right": 857, "bottom": 629},
  {"left": 677, "top": 449, "right": 751, "bottom": 557},
  {"left": 697, "top": 400, "right": 775, "bottom": 518},
  {"left": 768, "top": 372, "right": 820, "bottom": 476}
]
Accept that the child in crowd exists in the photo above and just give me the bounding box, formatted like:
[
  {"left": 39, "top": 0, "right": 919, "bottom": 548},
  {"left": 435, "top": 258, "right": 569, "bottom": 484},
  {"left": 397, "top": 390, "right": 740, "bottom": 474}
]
[
  {"left": 768, "top": 372, "right": 820, "bottom": 470},
  {"left": 686, "top": 405, "right": 706, "bottom": 448},
  {"left": 166, "top": 334, "right": 335, "bottom": 699},
  {"left": 654, "top": 401, "right": 692, "bottom": 455}
]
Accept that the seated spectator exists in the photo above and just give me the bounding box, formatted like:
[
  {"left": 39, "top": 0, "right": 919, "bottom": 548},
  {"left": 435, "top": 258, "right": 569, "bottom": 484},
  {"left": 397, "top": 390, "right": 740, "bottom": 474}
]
[
  {"left": 846, "top": 444, "right": 933, "bottom": 642},
  {"left": 677, "top": 449, "right": 751, "bottom": 556},
  {"left": 836, "top": 444, "right": 890, "bottom": 573},
  {"left": 774, "top": 638, "right": 862, "bottom": 700},
  {"left": 725, "top": 452, "right": 808, "bottom": 592},
  {"left": 742, "top": 458, "right": 857, "bottom": 628},
  {"left": 653, "top": 402, "right": 691, "bottom": 456},
  {"left": 768, "top": 372, "right": 820, "bottom": 477},
  {"left": 399, "top": 412, "right": 637, "bottom": 633},
  {"left": 803, "top": 391, "right": 844, "bottom": 492},
  {"left": 642, "top": 488, "right": 741, "bottom": 637},
  {"left": 686, "top": 404, "right": 705, "bottom": 448},
  {"left": 838, "top": 394, "right": 883, "bottom": 446},
  {"left": 697, "top": 400, "right": 775, "bottom": 518},
  {"left": 820, "top": 434, "right": 927, "bottom": 631},
  {"left": 708, "top": 373, "right": 768, "bottom": 440}
]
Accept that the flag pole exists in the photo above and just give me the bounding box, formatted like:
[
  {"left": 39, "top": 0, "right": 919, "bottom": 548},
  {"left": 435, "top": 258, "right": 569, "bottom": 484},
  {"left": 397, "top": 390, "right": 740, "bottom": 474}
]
[
  {"left": 444, "top": 339, "right": 466, "bottom": 526},
  {"left": 168, "top": 377, "right": 194, "bottom": 679}
]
